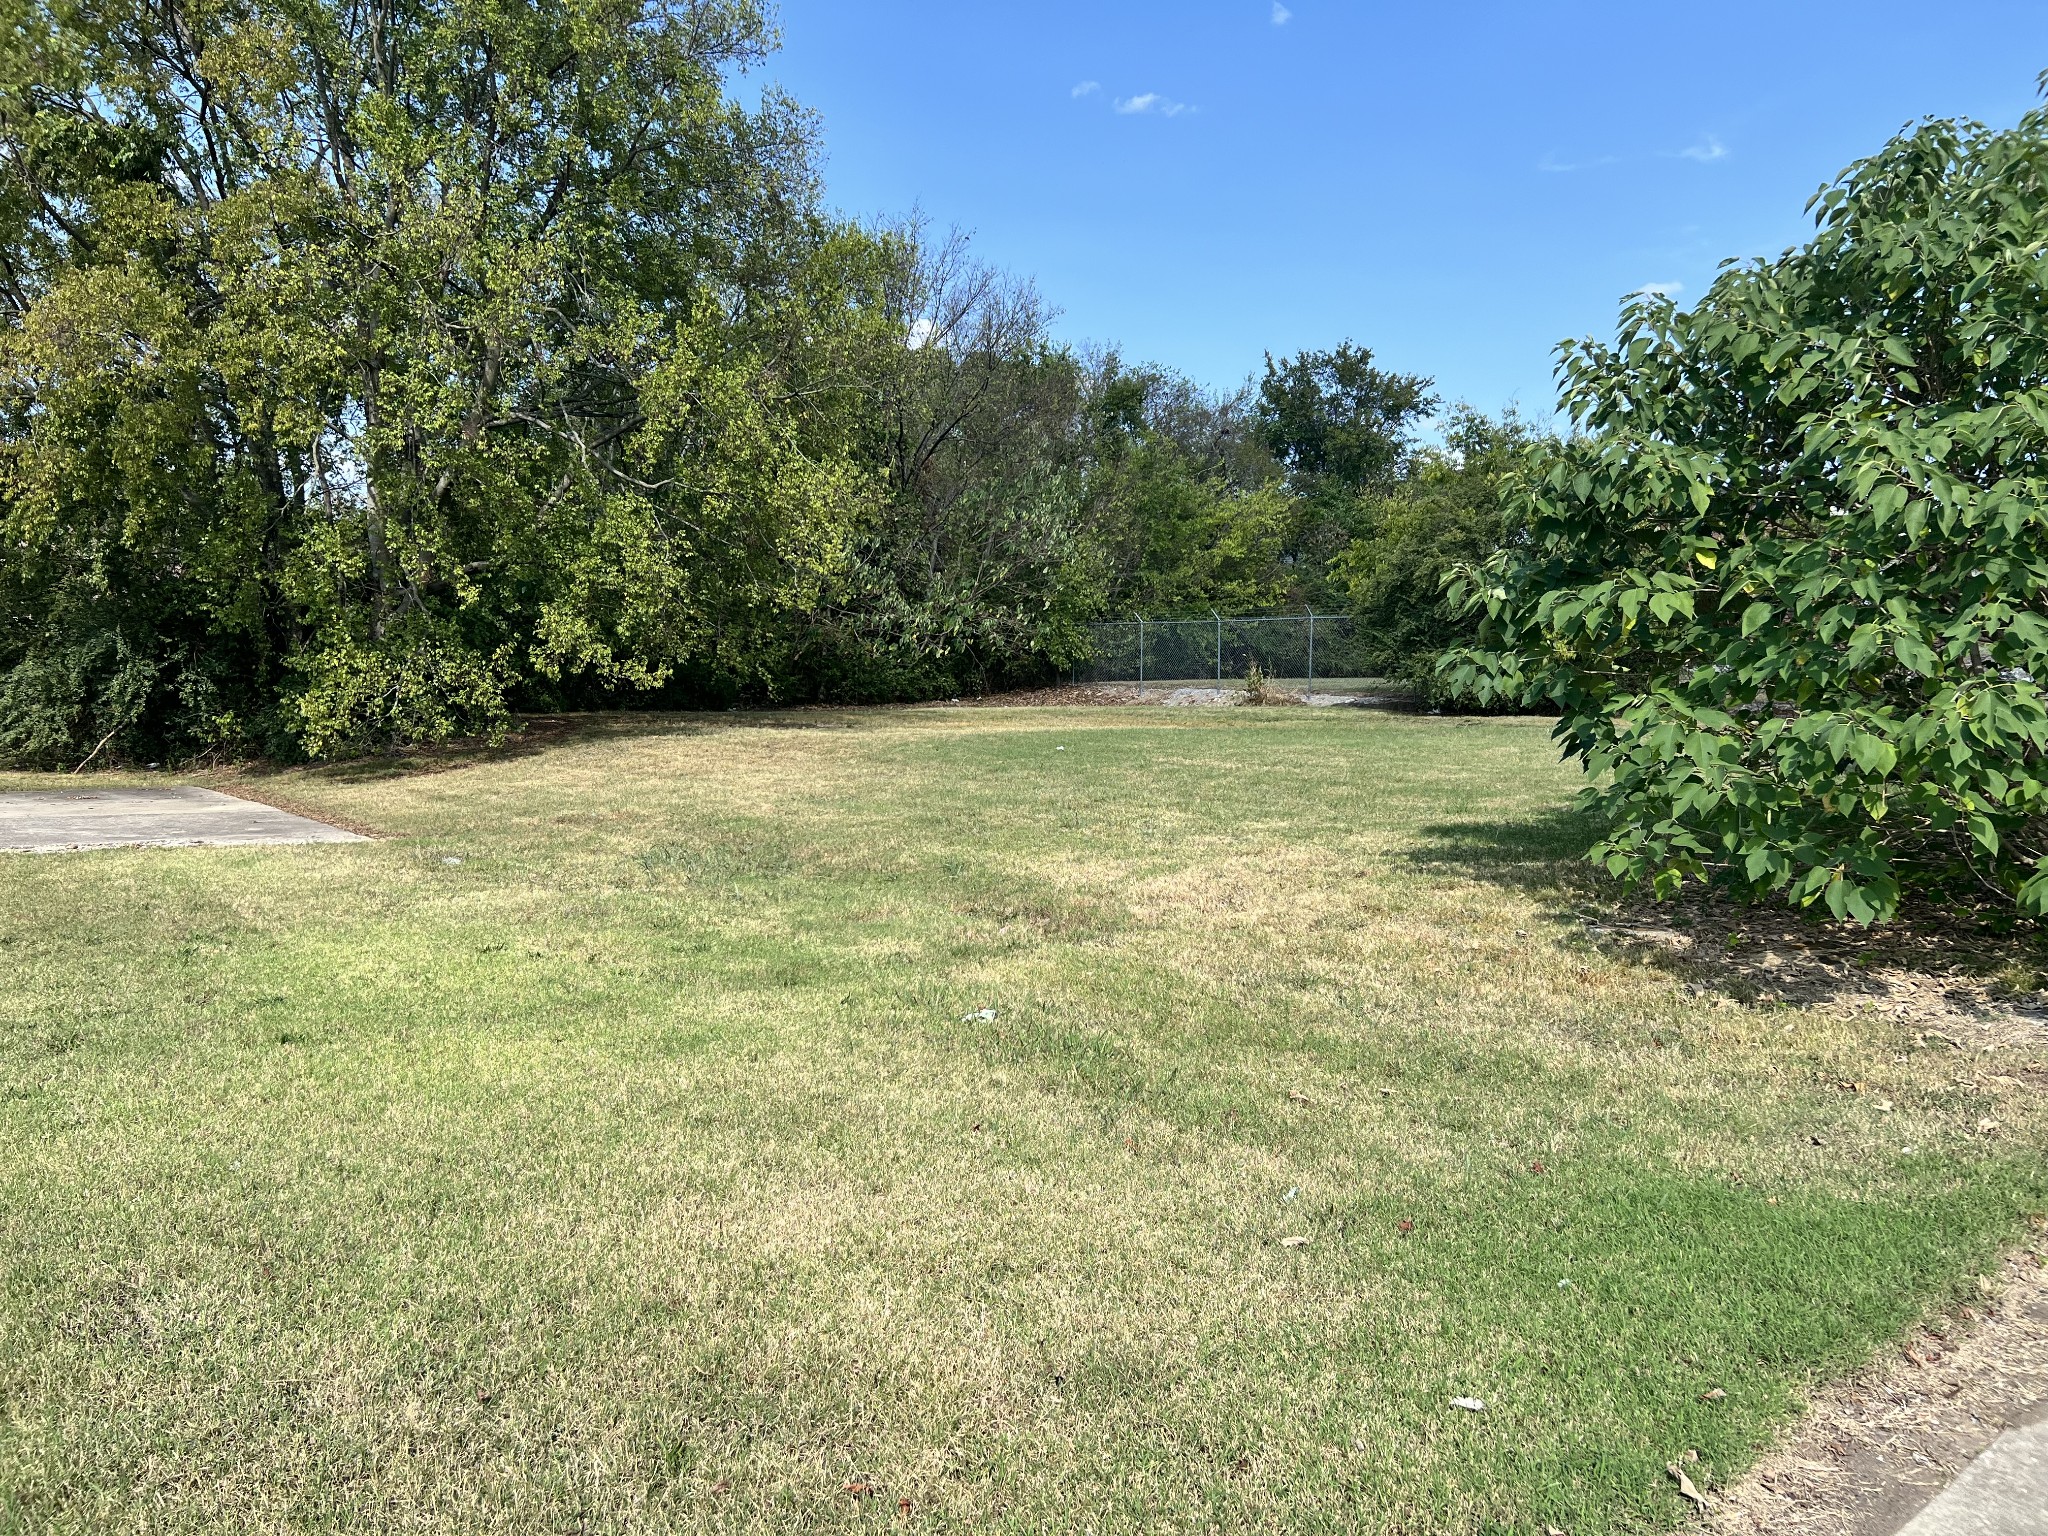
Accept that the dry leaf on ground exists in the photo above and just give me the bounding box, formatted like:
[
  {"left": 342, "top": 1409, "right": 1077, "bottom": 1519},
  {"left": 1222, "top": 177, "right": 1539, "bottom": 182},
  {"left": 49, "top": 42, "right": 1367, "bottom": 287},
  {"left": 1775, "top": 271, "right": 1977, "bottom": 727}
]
[{"left": 1669, "top": 1462, "right": 1707, "bottom": 1511}]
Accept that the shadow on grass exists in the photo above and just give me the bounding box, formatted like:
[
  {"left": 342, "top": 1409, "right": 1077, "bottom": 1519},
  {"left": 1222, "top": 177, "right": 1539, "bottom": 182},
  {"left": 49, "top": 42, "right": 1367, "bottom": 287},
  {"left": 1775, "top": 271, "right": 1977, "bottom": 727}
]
[
  {"left": 1403, "top": 807, "right": 1606, "bottom": 899},
  {"left": 1405, "top": 809, "right": 2048, "bottom": 1041}
]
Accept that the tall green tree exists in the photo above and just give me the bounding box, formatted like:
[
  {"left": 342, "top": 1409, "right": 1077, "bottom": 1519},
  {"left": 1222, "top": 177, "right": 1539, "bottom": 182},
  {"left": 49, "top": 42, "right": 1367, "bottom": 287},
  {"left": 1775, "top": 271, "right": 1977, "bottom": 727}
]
[
  {"left": 0, "top": 0, "right": 887, "bottom": 761},
  {"left": 1254, "top": 342, "right": 1436, "bottom": 608},
  {"left": 1332, "top": 406, "right": 1541, "bottom": 699},
  {"left": 795, "top": 225, "right": 1099, "bottom": 699},
  {"left": 1084, "top": 356, "right": 1293, "bottom": 618}
]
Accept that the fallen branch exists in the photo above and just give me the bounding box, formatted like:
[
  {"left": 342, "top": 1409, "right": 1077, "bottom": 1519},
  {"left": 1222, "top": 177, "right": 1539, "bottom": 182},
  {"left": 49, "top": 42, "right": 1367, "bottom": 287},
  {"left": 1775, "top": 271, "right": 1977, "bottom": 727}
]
[{"left": 70, "top": 724, "right": 122, "bottom": 775}]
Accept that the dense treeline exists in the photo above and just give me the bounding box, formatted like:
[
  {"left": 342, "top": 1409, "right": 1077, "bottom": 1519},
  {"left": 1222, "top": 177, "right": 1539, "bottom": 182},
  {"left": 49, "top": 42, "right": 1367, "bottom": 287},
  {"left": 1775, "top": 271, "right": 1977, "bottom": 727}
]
[{"left": 0, "top": 0, "right": 1529, "bottom": 764}]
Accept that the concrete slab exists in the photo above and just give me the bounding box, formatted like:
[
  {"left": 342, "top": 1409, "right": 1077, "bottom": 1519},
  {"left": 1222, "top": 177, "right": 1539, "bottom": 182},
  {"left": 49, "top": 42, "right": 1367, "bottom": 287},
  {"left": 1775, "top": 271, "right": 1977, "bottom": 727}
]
[
  {"left": 1891, "top": 1417, "right": 2048, "bottom": 1536},
  {"left": 0, "top": 787, "right": 367, "bottom": 852}
]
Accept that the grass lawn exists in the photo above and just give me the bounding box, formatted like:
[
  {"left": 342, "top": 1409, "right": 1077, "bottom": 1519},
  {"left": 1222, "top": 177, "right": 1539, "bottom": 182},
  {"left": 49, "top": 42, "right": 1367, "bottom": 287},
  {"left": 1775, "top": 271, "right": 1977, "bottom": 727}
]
[{"left": 2, "top": 708, "right": 2042, "bottom": 1534}]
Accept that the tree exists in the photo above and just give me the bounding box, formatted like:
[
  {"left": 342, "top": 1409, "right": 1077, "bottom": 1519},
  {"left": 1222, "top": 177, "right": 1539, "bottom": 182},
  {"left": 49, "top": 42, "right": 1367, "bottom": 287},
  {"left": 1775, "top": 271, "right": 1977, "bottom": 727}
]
[
  {"left": 1254, "top": 342, "right": 1436, "bottom": 608},
  {"left": 0, "top": 0, "right": 886, "bottom": 761},
  {"left": 1450, "top": 90, "right": 2048, "bottom": 922},
  {"left": 1333, "top": 406, "right": 1538, "bottom": 700},
  {"left": 798, "top": 224, "right": 1099, "bottom": 699},
  {"left": 1083, "top": 356, "right": 1292, "bottom": 618},
  {"left": 1256, "top": 342, "right": 1438, "bottom": 491}
]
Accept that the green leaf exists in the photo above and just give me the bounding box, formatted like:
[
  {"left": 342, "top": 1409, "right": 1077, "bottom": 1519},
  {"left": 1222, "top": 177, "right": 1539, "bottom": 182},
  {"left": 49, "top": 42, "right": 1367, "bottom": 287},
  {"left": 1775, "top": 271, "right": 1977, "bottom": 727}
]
[
  {"left": 1970, "top": 814, "right": 2000, "bottom": 855},
  {"left": 1847, "top": 733, "right": 1896, "bottom": 776},
  {"left": 1892, "top": 633, "right": 1938, "bottom": 675},
  {"left": 1824, "top": 875, "right": 1850, "bottom": 920}
]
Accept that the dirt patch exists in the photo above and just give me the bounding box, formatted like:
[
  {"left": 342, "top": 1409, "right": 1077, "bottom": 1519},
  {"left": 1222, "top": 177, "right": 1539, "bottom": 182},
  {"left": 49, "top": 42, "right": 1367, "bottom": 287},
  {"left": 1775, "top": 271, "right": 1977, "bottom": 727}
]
[
  {"left": 932, "top": 684, "right": 1153, "bottom": 707},
  {"left": 1583, "top": 894, "right": 2048, "bottom": 1053},
  {"left": 186, "top": 713, "right": 598, "bottom": 792},
  {"left": 1707, "top": 1242, "right": 2048, "bottom": 1535}
]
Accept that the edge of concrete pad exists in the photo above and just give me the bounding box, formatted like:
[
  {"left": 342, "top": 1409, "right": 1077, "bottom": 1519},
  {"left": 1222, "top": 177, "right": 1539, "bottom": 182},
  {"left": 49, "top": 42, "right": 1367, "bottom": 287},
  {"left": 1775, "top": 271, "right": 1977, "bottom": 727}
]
[
  {"left": 0, "top": 785, "right": 371, "bottom": 852},
  {"left": 204, "top": 779, "right": 385, "bottom": 841},
  {"left": 1889, "top": 1413, "right": 2048, "bottom": 1536},
  {"left": 1708, "top": 1245, "right": 2048, "bottom": 1536}
]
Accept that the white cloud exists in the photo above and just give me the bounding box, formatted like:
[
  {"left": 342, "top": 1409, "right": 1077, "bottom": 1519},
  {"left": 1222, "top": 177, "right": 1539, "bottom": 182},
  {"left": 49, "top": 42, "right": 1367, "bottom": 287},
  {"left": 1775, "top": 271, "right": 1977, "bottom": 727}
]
[
  {"left": 1271, "top": 2, "right": 1292, "bottom": 22},
  {"left": 1542, "top": 137, "right": 1726, "bottom": 174},
  {"left": 906, "top": 317, "right": 939, "bottom": 350},
  {"left": 1630, "top": 282, "right": 1684, "bottom": 299},
  {"left": 1115, "top": 92, "right": 1192, "bottom": 116},
  {"left": 1538, "top": 152, "right": 1620, "bottom": 173},
  {"left": 1071, "top": 80, "right": 1100, "bottom": 98}
]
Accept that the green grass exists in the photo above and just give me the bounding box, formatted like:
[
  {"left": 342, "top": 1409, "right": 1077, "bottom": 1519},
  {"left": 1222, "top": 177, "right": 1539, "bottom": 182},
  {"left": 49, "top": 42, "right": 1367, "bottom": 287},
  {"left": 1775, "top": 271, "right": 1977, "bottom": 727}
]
[{"left": 1, "top": 708, "right": 2041, "bottom": 1534}]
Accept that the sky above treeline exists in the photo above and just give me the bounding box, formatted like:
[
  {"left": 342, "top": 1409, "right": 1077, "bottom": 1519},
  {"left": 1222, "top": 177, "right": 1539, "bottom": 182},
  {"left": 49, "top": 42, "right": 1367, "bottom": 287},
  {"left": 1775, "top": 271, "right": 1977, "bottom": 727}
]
[{"left": 760, "top": 0, "right": 2048, "bottom": 422}]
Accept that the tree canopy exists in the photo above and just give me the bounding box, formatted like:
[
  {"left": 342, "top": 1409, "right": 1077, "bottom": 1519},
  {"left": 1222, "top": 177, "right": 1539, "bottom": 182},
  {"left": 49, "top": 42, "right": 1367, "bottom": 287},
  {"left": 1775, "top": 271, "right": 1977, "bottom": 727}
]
[
  {"left": 1336, "top": 406, "right": 1538, "bottom": 703},
  {"left": 1255, "top": 342, "right": 1436, "bottom": 493},
  {"left": 1, "top": 0, "right": 885, "bottom": 758},
  {"left": 0, "top": 0, "right": 1517, "bottom": 763}
]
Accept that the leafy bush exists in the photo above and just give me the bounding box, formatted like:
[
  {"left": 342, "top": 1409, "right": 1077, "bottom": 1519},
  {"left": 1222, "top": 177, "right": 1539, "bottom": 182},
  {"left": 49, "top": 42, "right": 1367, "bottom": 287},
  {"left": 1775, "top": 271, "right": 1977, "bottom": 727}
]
[
  {"left": 0, "top": 620, "right": 260, "bottom": 769},
  {"left": 0, "top": 633, "right": 160, "bottom": 768},
  {"left": 1451, "top": 92, "right": 2048, "bottom": 923},
  {"left": 817, "top": 472, "right": 1101, "bottom": 700},
  {"left": 291, "top": 632, "right": 513, "bottom": 761}
]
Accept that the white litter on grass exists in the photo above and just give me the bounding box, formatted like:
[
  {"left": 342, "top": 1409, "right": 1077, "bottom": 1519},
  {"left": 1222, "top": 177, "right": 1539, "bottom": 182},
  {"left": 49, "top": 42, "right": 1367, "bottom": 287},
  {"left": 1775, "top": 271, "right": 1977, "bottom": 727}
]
[
  {"left": 961, "top": 1008, "right": 998, "bottom": 1023},
  {"left": 1451, "top": 1397, "right": 1486, "bottom": 1412},
  {"left": 1558, "top": 1279, "right": 1573, "bottom": 1289},
  {"left": 441, "top": 857, "right": 463, "bottom": 866},
  {"left": 1283, "top": 1187, "right": 1298, "bottom": 1202}
]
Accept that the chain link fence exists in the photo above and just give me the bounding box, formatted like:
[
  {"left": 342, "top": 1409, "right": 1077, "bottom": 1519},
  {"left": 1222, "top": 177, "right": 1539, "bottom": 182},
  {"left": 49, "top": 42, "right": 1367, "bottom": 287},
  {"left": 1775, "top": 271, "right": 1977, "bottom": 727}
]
[{"left": 1072, "top": 613, "right": 1392, "bottom": 696}]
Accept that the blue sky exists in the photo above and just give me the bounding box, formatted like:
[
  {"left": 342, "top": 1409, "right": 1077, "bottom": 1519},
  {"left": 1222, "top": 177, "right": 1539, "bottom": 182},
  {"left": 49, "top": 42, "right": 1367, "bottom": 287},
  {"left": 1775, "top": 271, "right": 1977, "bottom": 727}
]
[{"left": 759, "top": 2, "right": 2048, "bottom": 419}]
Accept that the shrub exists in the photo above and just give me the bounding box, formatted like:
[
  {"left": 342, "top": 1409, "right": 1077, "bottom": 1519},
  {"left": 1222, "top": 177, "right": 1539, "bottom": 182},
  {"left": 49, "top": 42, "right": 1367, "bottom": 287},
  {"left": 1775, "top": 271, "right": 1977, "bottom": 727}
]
[
  {"left": 291, "top": 631, "right": 512, "bottom": 760},
  {"left": 1450, "top": 90, "right": 2048, "bottom": 923}
]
